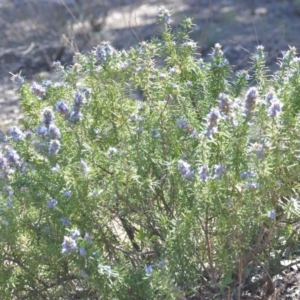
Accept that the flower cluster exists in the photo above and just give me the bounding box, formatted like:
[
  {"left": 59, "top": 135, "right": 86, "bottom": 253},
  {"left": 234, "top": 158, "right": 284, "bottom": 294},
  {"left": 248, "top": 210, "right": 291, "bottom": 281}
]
[
  {"left": 198, "top": 164, "right": 226, "bottom": 182},
  {"left": 61, "top": 229, "right": 80, "bottom": 254},
  {"left": 93, "top": 42, "right": 115, "bottom": 64},
  {"left": 34, "top": 108, "right": 62, "bottom": 155},
  {"left": 240, "top": 170, "right": 259, "bottom": 189},
  {"left": 178, "top": 160, "right": 194, "bottom": 180},
  {"left": 218, "top": 93, "right": 233, "bottom": 115},
  {"left": 9, "top": 126, "right": 25, "bottom": 142},
  {"left": 0, "top": 148, "right": 21, "bottom": 177},
  {"left": 204, "top": 107, "right": 221, "bottom": 138},
  {"left": 31, "top": 82, "right": 46, "bottom": 99},
  {"left": 56, "top": 100, "right": 70, "bottom": 118},
  {"left": 244, "top": 87, "right": 259, "bottom": 116},
  {"left": 264, "top": 92, "right": 283, "bottom": 118},
  {"left": 157, "top": 6, "right": 171, "bottom": 24},
  {"left": 10, "top": 72, "right": 24, "bottom": 89},
  {"left": 249, "top": 141, "right": 272, "bottom": 161}
]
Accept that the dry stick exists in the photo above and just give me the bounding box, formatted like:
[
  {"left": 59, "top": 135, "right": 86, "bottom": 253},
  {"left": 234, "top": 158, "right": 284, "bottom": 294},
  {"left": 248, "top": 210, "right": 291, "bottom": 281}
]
[{"left": 60, "top": 0, "right": 92, "bottom": 49}]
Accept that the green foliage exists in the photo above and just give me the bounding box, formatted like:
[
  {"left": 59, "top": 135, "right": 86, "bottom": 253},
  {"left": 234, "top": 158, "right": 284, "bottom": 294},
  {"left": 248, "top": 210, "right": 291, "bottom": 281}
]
[{"left": 3, "top": 7, "right": 300, "bottom": 299}]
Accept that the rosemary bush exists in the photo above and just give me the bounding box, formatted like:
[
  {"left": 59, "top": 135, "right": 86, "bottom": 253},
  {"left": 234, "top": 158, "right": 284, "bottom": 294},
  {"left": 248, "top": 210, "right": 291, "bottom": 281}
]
[{"left": 2, "top": 8, "right": 300, "bottom": 299}]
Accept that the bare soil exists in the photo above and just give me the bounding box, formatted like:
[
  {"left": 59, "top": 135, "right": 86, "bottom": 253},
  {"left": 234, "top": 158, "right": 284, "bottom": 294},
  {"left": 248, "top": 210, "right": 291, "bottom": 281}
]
[{"left": 1, "top": 0, "right": 300, "bottom": 298}]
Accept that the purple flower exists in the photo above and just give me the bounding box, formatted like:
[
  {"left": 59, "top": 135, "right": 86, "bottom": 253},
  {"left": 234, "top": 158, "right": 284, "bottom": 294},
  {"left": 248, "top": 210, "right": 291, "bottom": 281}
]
[
  {"left": 248, "top": 182, "right": 259, "bottom": 189},
  {"left": 61, "top": 236, "right": 77, "bottom": 254},
  {"left": 79, "top": 248, "right": 86, "bottom": 256},
  {"left": 268, "top": 101, "right": 282, "bottom": 118},
  {"left": 48, "top": 199, "right": 58, "bottom": 208},
  {"left": 52, "top": 61, "right": 64, "bottom": 76},
  {"left": 56, "top": 100, "right": 70, "bottom": 117},
  {"left": 70, "top": 228, "right": 80, "bottom": 239},
  {"left": 199, "top": 165, "right": 209, "bottom": 182},
  {"left": 49, "top": 140, "right": 61, "bottom": 155},
  {"left": 31, "top": 82, "right": 46, "bottom": 98},
  {"left": 178, "top": 160, "right": 194, "bottom": 180},
  {"left": 6, "top": 149, "right": 20, "bottom": 167},
  {"left": 177, "top": 118, "right": 188, "bottom": 129},
  {"left": 37, "top": 126, "right": 48, "bottom": 137},
  {"left": 70, "top": 111, "right": 83, "bottom": 121},
  {"left": 0, "top": 154, "right": 7, "bottom": 170},
  {"left": 145, "top": 264, "right": 153, "bottom": 275},
  {"left": 267, "top": 210, "right": 276, "bottom": 220},
  {"left": 10, "top": 126, "right": 25, "bottom": 141},
  {"left": 42, "top": 108, "right": 55, "bottom": 128},
  {"left": 157, "top": 6, "right": 171, "bottom": 24},
  {"left": 213, "top": 164, "right": 226, "bottom": 179},
  {"left": 84, "top": 232, "right": 93, "bottom": 244},
  {"left": 151, "top": 129, "right": 160, "bottom": 138},
  {"left": 73, "top": 90, "right": 85, "bottom": 113},
  {"left": 244, "top": 87, "right": 258, "bottom": 115},
  {"left": 10, "top": 73, "right": 24, "bottom": 89},
  {"left": 48, "top": 124, "right": 61, "bottom": 139},
  {"left": 178, "top": 160, "right": 189, "bottom": 173},
  {"left": 136, "top": 127, "right": 143, "bottom": 135},
  {"left": 204, "top": 108, "right": 221, "bottom": 138},
  {"left": 63, "top": 190, "right": 72, "bottom": 197},
  {"left": 93, "top": 42, "right": 115, "bottom": 64},
  {"left": 60, "top": 218, "right": 70, "bottom": 226},
  {"left": 129, "top": 113, "right": 136, "bottom": 121},
  {"left": 240, "top": 170, "right": 255, "bottom": 180},
  {"left": 218, "top": 93, "right": 232, "bottom": 115},
  {"left": 265, "top": 92, "right": 276, "bottom": 105}
]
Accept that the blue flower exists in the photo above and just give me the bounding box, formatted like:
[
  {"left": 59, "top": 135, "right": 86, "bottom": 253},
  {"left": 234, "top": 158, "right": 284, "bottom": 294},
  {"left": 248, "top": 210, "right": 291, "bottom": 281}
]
[
  {"left": 10, "top": 73, "right": 24, "bottom": 89},
  {"left": 244, "top": 87, "right": 258, "bottom": 115},
  {"left": 49, "top": 140, "right": 61, "bottom": 155},
  {"left": 213, "top": 164, "right": 226, "bottom": 179},
  {"left": 48, "top": 124, "right": 61, "bottom": 139},
  {"left": 177, "top": 118, "right": 188, "bottom": 129},
  {"left": 218, "top": 93, "right": 232, "bottom": 115},
  {"left": 37, "top": 126, "right": 48, "bottom": 137},
  {"left": 42, "top": 108, "right": 55, "bottom": 128},
  {"left": 60, "top": 218, "right": 70, "bottom": 226},
  {"left": 63, "top": 190, "right": 72, "bottom": 197},
  {"left": 31, "top": 82, "right": 46, "bottom": 99},
  {"left": 267, "top": 210, "right": 276, "bottom": 220},
  {"left": 145, "top": 265, "right": 153, "bottom": 275},
  {"left": 268, "top": 101, "right": 282, "bottom": 118},
  {"left": 6, "top": 149, "right": 20, "bottom": 167},
  {"left": 48, "top": 199, "right": 58, "bottom": 208},
  {"left": 157, "top": 6, "right": 171, "bottom": 24},
  {"left": 9, "top": 126, "right": 25, "bottom": 141},
  {"left": 70, "top": 228, "right": 80, "bottom": 239},
  {"left": 240, "top": 170, "right": 255, "bottom": 180},
  {"left": 93, "top": 42, "right": 115, "bottom": 64},
  {"left": 79, "top": 248, "right": 86, "bottom": 256},
  {"left": 61, "top": 236, "right": 77, "bottom": 254},
  {"left": 56, "top": 100, "right": 70, "bottom": 117},
  {"left": 199, "top": 165, "right": 209, "bottom": 182}
]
